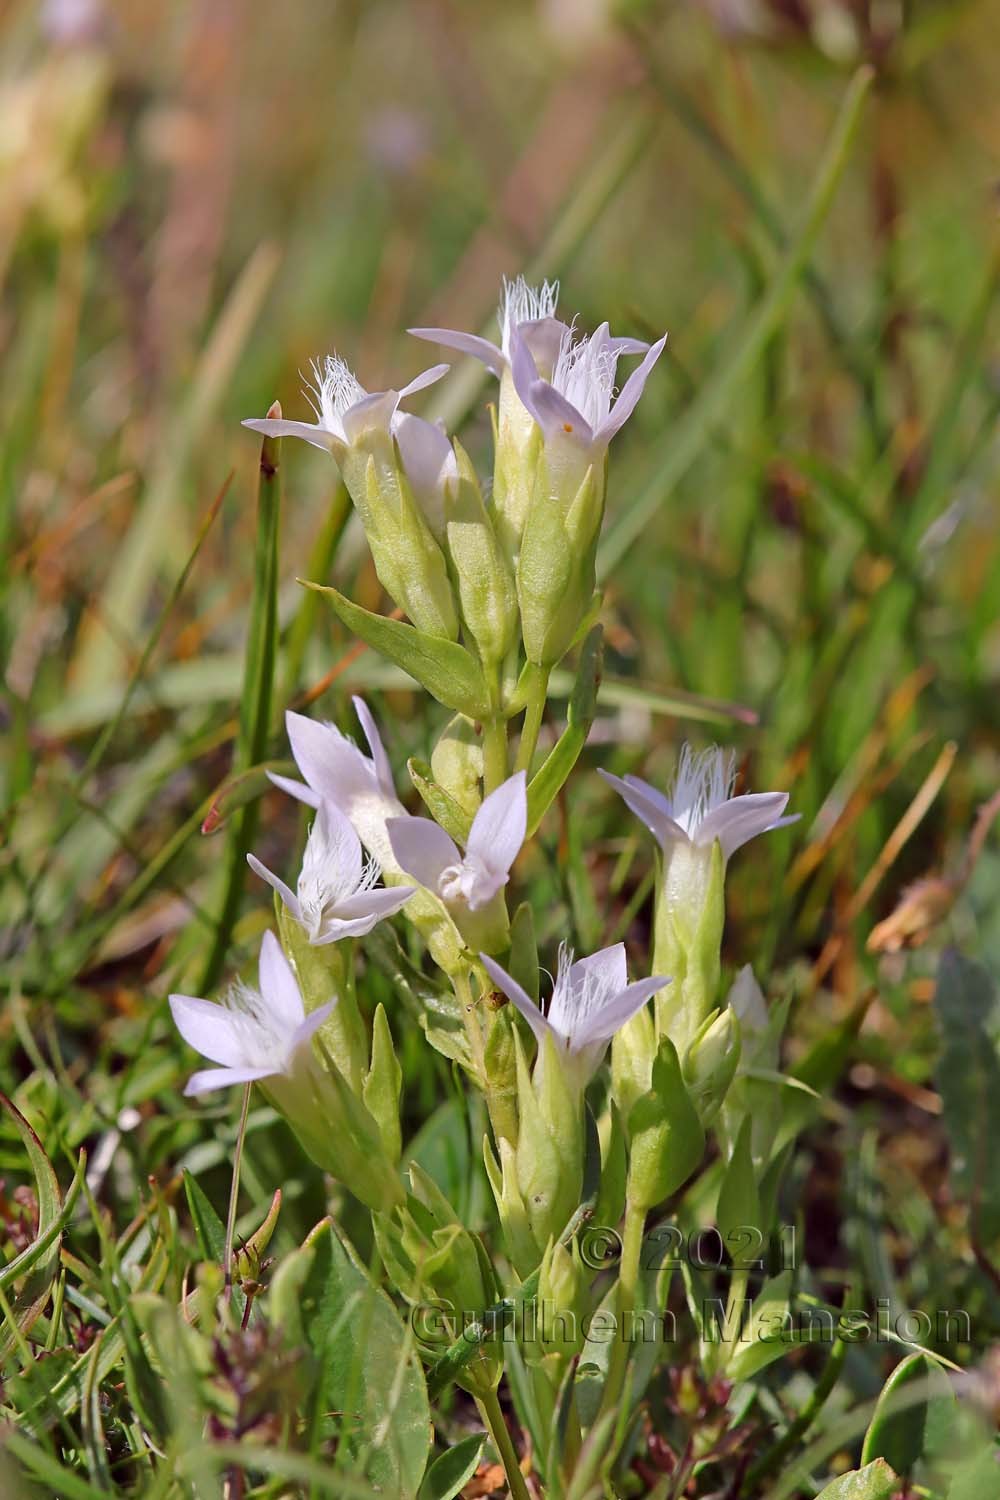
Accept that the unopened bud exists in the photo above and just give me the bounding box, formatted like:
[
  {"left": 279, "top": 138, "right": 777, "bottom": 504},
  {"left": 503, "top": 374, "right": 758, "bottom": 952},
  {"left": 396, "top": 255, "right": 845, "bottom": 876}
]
[
  {"left": 683, "top": 1007, "right": 741, "bottom": 1127},
  {"left": 627, "top": 1037, "right": 705, "bottom": 1212}
]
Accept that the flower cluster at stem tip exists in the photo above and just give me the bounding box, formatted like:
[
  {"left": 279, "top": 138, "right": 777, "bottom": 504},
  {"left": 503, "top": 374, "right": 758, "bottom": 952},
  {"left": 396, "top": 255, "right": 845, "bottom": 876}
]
[{"left": 168, "top": 274, "right": 795, "bottom": 1289}]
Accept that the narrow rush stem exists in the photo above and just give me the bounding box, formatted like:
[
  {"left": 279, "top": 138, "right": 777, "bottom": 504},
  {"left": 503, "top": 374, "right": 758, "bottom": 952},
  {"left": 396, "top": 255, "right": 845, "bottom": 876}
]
[
  {"left": 483, "top": 715, "right": 509, "bottom": 793},
  {"left": 598, "top": 1198, "right": 646, "bottom": 1422},
  {"left": 514, "top": 664, "right": 550, "bottom": 775},
  {"left": 223, "top": 1084, "right": 253, "bottom": 1305},
  {"left": 477, "top": 1388, "right": 531, "bottom": 1500}
]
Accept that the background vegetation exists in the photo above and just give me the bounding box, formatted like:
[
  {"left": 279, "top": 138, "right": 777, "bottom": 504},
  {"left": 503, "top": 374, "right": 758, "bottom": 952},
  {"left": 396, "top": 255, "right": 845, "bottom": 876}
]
[{"left": 2, "top": 0, "right": 1000, "bottom": 1494}]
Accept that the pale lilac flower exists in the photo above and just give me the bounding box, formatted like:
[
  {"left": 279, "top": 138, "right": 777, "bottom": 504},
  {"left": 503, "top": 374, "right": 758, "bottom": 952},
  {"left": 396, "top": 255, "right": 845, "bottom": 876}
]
[
  {"left": 386, "top": 770, "right": 527, "bottom": 913},
  {"left": 242, "top": 354, "right": 456, "bottom": 533},
  {"left": 510, "top": 319, "right": 667, "bottom": 478},
  {"left": 247, "top": 803, "right": 414, "bottom": 946},
  {"left": 169, "top": 932, "right": 333, "bottom": 1096},
  {"left": 410, "top": 274, "right": 566, "bottom": 378},
  {"left": 270, "top": 697, "right": 408, "bottom": 871},
  {"left": 481, "top": 942, "right": 669, "bottom": 1085},
  {"left": 599, "top": 745, "right": 794, "bottom": 863}
]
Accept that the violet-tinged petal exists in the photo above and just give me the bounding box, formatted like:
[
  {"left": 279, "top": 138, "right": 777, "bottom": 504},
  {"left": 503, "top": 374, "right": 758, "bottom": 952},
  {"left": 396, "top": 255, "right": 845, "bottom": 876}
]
[
  {"left": 246, "top": 853, "right": 301, "bottom": 920},
  {"left": 479, "top": 954, "right": 553, "bottom": 1050},
  {"left": 574, "top": 975, "right": 670, "bottom": 1049},
  {"left": 623, "top": 773, "right": 674, "bottom": 821},
  {"left": 398, "top": 362, "right": 451, "bottom": 398},
  {"left": 466, "top": 770, "right": 527, "bottom": 880},
  {"left": 352, "top": 696, "right": 396, "bottom": 801},
  {"left": 408, "top": 327, "right": 505, "bottom": 376},
  {"left": 386, "top": 815, "right": 460, "bottom": 892},
  {"left": 596, "top": 333, "right": 667, "bottom": 443},
  {"left": 511, "top": 327, "right": 593, "bottom": 443},
  {"left": 286, "top": 710, "right": 375, "bottom": 810},
  {"left": 311, "top": 802, "right": 366, "bottom": 894},
  {"left": 341, "top": 388, "right": 399, "bottom": 445},
  {"left": 393, "top": 413, "right": 456, "bottom": 534},
  {"left": 184, "top": 1065, "right": 277, "bottom": 1096},
  {"left": 241, "top": 417, "right": 337, "bottom": 453},
  {"left": 694, "top": 791, "right": 790, "bottom": 860},
  {"left": 291, "top": 1002, "right": 336, "bottom": 1050},
  {"left": 267, "top": 770, "right": 321, "bottom": 809},
  {"left": 258, "top": 930, "right": 305, "bottom": 1032},
  {"left": 169, "top": 995, "right": 248, "bottom": 1068},
  {"left": 569, "top": 942, "right": 628, "bottom": 998},
  {"left": 519, "top": 316, "right": 567, "bottom": 377},
  {"left": 608, "top": 335, "right": 651, "bottom": 355},
  {"left": 598, "top": 769, "right": 689, "bottom": 848},
  {"left": 331, "top": 885, "right": 416, "bottom": 922}
]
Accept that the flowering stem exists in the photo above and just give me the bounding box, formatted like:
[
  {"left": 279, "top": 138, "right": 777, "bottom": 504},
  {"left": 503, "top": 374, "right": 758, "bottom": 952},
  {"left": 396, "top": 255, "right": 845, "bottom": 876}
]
[
  {"left": 514, "top": 663, "right": 550, "bottom": 776},
  {"left": 482, "top": 715, "right": 509, "bottom": 794},
  {"left": 223, "top": 1083, "right": 253, "bottom": 1305},
  {"left": 598, "top": 1198, "right": 645, "bottom": 1424},
  {"left": 476, "top": 1388, "right": 531, "bottom": 1500}
]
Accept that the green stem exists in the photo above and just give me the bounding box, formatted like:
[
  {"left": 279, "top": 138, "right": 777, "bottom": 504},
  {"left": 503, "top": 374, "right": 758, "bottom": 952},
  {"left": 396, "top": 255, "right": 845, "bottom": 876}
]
[
  {"left": 598, "top": 1199, "right": 646, "bottom": 1423},
  {"left": 740, "top": 1330, "right": 848, "bottom": 1495},
  {"left": 514, "top": 664, "right": 550, "bottom": 775},
  {"left": 223, "top": 1083, "right": 253, "bottom": 1303},
  {"left": 477, "top": 1388, "right": 531, "bottom": 1500},
  {"left": 483, "top": 715, "right": 509, "bottom": 793}
]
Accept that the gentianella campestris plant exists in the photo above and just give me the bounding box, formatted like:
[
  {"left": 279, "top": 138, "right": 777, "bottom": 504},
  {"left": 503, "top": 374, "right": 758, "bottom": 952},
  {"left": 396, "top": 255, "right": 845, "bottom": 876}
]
[{"left": 168, "top": 276, "right": 799, "bottom": 1499}]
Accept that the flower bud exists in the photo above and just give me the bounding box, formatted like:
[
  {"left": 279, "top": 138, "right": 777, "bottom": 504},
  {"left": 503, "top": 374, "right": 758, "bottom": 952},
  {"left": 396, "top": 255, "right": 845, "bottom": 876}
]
[
  {"left": 529, "top": 1236, "right": 586, "bottom": 1367},
  {"left": 377, "top": 1164, "right": 501, "bottom": 1396},
  {"left": 486, "top": 1032, "right": 583, "bottom": 1275},
  {"left": 346, "top": 436, "right": 461, "bottom": 640},
  {"left": 484, "top": 1133, "right": 539, "bottom": 1278},
  {"left": 430, "top": 714, "right": 483, "bottom": 820},
  {"left": 626, "top": 1037, "right": 705, "bottom": 1212},
  {"left": 444, "top": 440, "right": 518, "bottom": 667},
  {"left": 610, "top": 1003, "right": 657, "bottom": 1123},
  {"left": 682, "top": 1007, "right": 741, "bottom": 1127}
]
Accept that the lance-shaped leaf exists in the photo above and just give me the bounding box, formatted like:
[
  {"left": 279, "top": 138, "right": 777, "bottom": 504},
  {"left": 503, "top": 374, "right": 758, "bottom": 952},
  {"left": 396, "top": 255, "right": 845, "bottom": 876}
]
[
  {"left": 302, "top": 580, "right": 490, "bottom": 718},
  {"left": 525, "top": 624, "right": 603, "bottom": 835},
  {"left": 408, "top": 756, "right": 473, "bottom": 845}
]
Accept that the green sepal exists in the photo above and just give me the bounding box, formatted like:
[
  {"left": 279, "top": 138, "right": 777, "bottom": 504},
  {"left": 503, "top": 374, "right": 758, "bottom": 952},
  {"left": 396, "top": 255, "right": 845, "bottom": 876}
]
[
  {"left": 445, "top": 439, "right": 518, "bottom": 667},
  {"left": 482, "top": 1003, "right": 519, "bottom": 1149},
  {"left": 429, "top": 714, "right": 483, "bottom": 820},
  {"left": 517, "top": 461, "right": 606, "bottom": 668},
  {"left": 408, "top": 756, "right": 472, "bottom": 844},
  {"left": 627, "top": 1037, "right": 705, "bottom": 1212},
  {"left": 683, "top": 1005, "right": 741, "bottom": 1126},
  {"left": 813, "top": 1461, "right": 900, "bottom": 1500},
  {"left": 364, "top": 1004, "right": 403, "bottom": 1163},
  {"left": 610, "top": 1003, "right": 656, "bottom": 1123},
  {"left": 276, "top": 901, "right": 367, "bottom": 1096},
  {"left": 593, "top": 1100, "right": 627, "bottom": 1233},
  {"left": 302, "top": 580, "right": 490, "bottom": 717},
  {"left": 484, "top": 1134, "right": 538, "bottom": 1279},
  {"left": 653, "top": 837, "right": 725, "bottom": 1054},
  {"left": 525, "top": 624, "right": 603, "bottom": 835},
  {"left": 716, "top": 1117, "right": 760, "bottom": 1247}
]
